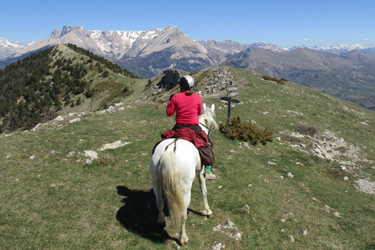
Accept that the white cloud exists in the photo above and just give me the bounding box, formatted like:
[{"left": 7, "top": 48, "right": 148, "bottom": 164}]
[{"left": 362, "top": 38, "right": 371, "bottom": 42}]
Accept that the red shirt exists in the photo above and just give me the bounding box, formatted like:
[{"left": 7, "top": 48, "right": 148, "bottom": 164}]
[{"left": 166, "top": 91, "right": 202, "bottom": 124}]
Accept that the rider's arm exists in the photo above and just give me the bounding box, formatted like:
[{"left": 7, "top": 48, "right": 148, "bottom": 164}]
[{"left": 166, "top": 95, "right": 176, "bottom": 116}]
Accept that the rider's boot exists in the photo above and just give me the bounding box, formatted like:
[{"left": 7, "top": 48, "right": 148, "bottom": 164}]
[{"left": 205, "top": 165, "right": 216, "bottom": 179}]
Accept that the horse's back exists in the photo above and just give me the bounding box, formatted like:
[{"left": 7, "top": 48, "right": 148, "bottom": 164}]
[{"left": 150, "top": 139, "right": 200, "bottom": 179}]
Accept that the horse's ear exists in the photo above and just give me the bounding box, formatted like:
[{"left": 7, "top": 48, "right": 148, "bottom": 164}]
[
  {"left": 203, "top": 103, "right": 206, "bottom": 110},
  {"left": 211, "top": 104, "right": 215, "bottom": 112}
]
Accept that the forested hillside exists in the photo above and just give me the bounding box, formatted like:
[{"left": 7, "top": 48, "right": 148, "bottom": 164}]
[{"left": 0, "top": 44, "right": 138, "bottom": 134}]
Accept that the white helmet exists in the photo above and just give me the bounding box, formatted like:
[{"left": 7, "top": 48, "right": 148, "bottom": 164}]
[{"left": 180, "top": 75, "right": 194, "bottom": 89}]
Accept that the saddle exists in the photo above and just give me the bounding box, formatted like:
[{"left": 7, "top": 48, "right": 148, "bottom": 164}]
[{"left": 153, "top": 127, "right": 215, "bottom": 166}]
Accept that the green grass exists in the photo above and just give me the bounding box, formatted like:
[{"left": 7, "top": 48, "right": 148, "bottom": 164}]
[{"left": 1, "top": 67, "right": 375, "bottom": 249}]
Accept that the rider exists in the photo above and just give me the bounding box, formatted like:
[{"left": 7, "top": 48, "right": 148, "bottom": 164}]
[{"left": 166, "top": 75, "right": 216, "bottom": 179}]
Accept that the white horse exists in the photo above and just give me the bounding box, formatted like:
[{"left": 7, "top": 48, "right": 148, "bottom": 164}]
[{"left": 149, "top": 103, "right": 219, "bottom": 245}]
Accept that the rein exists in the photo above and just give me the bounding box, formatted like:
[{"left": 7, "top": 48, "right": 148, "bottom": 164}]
[{"left": 199, "top": 122, "right": 212, "bottom": 137}]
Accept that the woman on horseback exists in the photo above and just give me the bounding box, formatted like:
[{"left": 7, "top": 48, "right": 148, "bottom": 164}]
[{"left": 166, "top": 75, "right": 216, "bottom": 179}]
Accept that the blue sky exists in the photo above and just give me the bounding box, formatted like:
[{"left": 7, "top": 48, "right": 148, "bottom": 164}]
[{"left": 1, "top": 0, "right": 374, "bottom": 47}]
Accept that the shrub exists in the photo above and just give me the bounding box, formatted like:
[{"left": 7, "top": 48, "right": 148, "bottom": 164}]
[
  {"left": 297, "top": 124, "right": 318, "bottom": 137},
  {"left": 102, "top": 71, "right": 109, "bottom": 78},
  {"left": 219, "top": 115, "right": 273, "bottom": 145},
  {"left": 122, "top": 86, "right": 129, "bottom": 93},
  {"left": 262, "top": 74, "right": 286, "bottom": 85}
]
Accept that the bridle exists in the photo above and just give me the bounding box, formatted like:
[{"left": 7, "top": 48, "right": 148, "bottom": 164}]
[{"left": 199, "top": 122, "right": 212, "bottom": 137}]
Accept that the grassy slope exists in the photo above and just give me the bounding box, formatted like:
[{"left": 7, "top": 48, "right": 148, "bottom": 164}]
[{"left": 1, "top": 67, "right": 374, "bottom": 249}]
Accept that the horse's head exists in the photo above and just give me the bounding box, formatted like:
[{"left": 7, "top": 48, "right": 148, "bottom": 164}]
[{"left": 199, "top": 103, "right": 219, "bottom": 135}]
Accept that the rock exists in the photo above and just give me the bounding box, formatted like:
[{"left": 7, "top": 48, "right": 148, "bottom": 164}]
[
  {"left": 157, "top": 68, "right": 181, "bottom": 89},
  {"left": 325, "top": 205, "right": 331, "bottom": 214},
  {"left": 69, "top": 118, "right": 81, "bottom": 123},
  {"left": 212, "top": 242, "right": 225, "bottom": 250},
  {"left": 355, "top": 179, "right": 375, "bottom": 195},
  {"left": 98, "top": 140, "right": 131, "bottom": 151},
  {"left": 67, "top": 151, "right": 75, "bottom": 157},
  {"left": 84, "top": 150, "right": 98, "bottom": 160},
  {"left": 31, "top": 123, "right": 42, "bottom": 131},
  {"left": 54, "top": 115, "right": 64, "bottom": 121},
  {"left": 212, "top": 219, "right": 242, "bottom": 241},
  {"left": 242, "top": 204, "right": 251, "bottom": 213}
]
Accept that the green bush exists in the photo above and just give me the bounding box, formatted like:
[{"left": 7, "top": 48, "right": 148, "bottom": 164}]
[
  {"left": 297, "top": 124, "right": 318, "bottom": 137},
  {"left": 262, "top": 74, "right": 287, "bottom": 85},
  {"left": 219, "top": 115, "right": 273, "bottom": 145}
]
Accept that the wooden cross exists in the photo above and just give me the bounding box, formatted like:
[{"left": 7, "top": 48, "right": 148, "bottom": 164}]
[{"left": 220, "top": 85, "right": 240, "bottom": 120}]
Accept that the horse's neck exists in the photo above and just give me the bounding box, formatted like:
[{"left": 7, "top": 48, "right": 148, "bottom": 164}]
[
  {"left": 199, "top": 116, "right": 210, "bottom": 135},
  {"left": 201, "top": 126, "right": 209, "bottom": 135}
]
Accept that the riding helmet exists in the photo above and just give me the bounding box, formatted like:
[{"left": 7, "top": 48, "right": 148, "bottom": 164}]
[{"left": 179, "top": 75, "right": 194, "bottom": 90}]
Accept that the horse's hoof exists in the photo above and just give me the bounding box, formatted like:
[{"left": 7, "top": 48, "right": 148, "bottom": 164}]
[
  {"left": 202, "top": 209, "right": 213, "bottom": 217},
  {"left": 180, "top": 241, "right": 188, "bottom": 246},
  {"left": 180, "top": 237, "right": 189, "bottom": 246}
]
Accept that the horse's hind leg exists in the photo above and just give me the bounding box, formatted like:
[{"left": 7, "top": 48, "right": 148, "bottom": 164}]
[
  {"left": 180, "top": 189, "right": 191, "bottom": 245},
  {"left": 180, "top": 214, "right": 188, "bottom": 245},
  {"left": 152, "top": 179, "right": 166, "bottom": 227},
  {"left": 199, "top": 167, "right": 212, "bottom": 216}
]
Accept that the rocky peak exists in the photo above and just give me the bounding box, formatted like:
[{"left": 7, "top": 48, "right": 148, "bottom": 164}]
[
  {"left": 50, "top": 25, "right": 75, "bottom": 39},
  {"left": 61, "top": 25, "right": 73, "bottom": 36},
  {"left": 157, "top": 68, "right": 181, "bottom": 89}
]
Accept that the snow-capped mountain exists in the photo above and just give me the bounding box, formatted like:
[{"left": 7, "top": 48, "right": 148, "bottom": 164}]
[
  {"left": 235, "top": 42, "right": 375, "bottom": 54},
  {"left": 8, "top": 25, "right": 211, "bottom": 76},
  {"left": 0, "top": 38, "right": 27, "bottom": 60},
  {"left": 13, "top": 25, "right": 209, "bottom": 61},
  {"left": 14, "top": 25, "right": 143, "bottom": 59},
  {"left": 291, "top": 43, "right": 375, "bottom": 54}
]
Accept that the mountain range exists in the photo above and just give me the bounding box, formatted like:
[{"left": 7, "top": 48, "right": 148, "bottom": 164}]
[{"left": 1, "top": 25, "right": 375, "bottom": 109}]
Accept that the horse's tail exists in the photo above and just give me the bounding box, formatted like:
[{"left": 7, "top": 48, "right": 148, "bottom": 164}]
[{"left": 160, "top": 150, "right": 185, "bottom": 230}]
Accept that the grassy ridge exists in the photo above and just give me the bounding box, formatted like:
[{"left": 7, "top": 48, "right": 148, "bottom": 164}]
[{"left": 1, "top": 67, "right": 375, "bottom": 249}]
